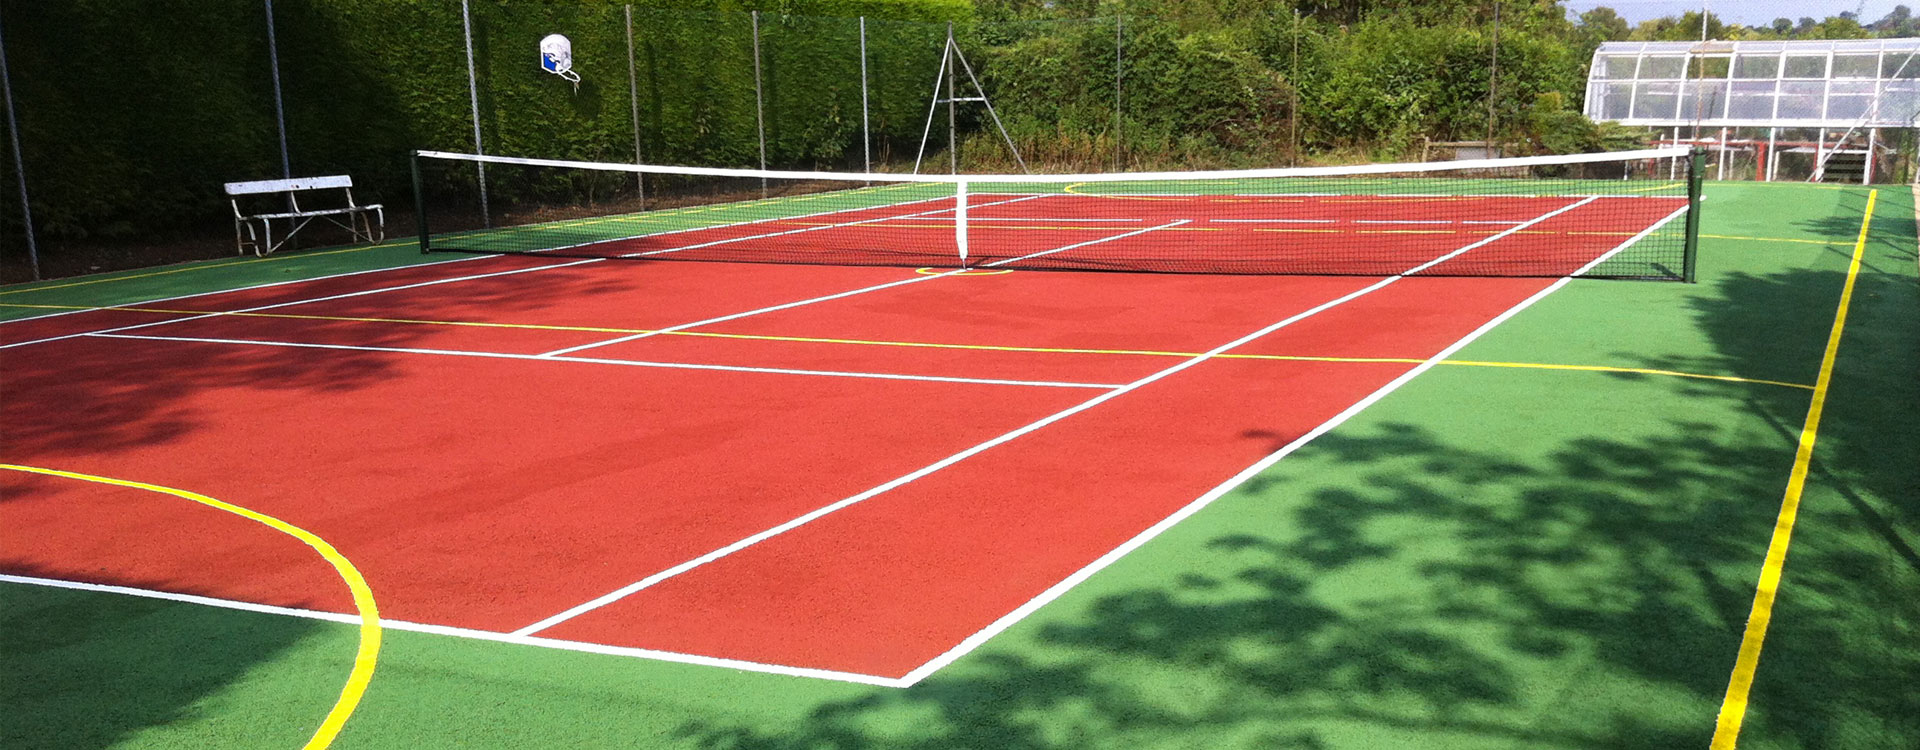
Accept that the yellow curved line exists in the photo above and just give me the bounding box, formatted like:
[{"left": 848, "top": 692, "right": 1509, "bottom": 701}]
[
  {"left": 2, "top": 303, "right": 1812, "bottom": 391},
  {"left": 0, "top": 464, "right": 380, "bottom": 750}
]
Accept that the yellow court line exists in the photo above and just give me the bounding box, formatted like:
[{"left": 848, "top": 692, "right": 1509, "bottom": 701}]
[
  {"left": 0, "top": 300, "right": 1813, "bottom": 392},
  {"left": 1709, "top": 189, "right": 1877, "bottom": 749},
  {"left": 1699, "top": 233, "right": 1844, "bottom": 246},
  {"left": 0, "top": 464, "right": 381, "bottom": 750}
]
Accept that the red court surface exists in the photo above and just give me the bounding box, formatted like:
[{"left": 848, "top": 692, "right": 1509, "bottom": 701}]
[{"left": 0, "top": 195, "right": 1681, "bottom": 685}]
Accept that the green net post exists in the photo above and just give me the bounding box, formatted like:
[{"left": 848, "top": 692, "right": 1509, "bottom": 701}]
[
  {"left": 1683, "top": 146, "right": 1706, "bottom": 283},
  {"left": 412, "top": 151, "right": 430, "bottom": 254}
]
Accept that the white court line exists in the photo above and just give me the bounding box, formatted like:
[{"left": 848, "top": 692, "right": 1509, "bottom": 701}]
[
  {"left": 475, "top": 195, "right": 956, "bottom": 258},
  {"left": 1401, "top": 197, "right": 1597, "bottom": 275},
  {"left": 982, "top": 220, "right": 1191, "bottom": 268},
  {"left": 0, "top": 254, "right": 502, "bottom": 329},
  {"left": 539, "top": 195, "right": 1059, "bottom": 357},
  {"left": 1354, "top": 219, "right": 1457, "bottom": 225},
  {"left": 1461, "top": 220, "right": 1524, "bottom": 225},
  {"left": 512, "top": 272, "right": 1405, "bottom": 638},
  {"left": 0, "top": 258, "right": 605, "bottom": 351},
  {"left": 958, "top": 217, "right": 1144, "bottom": 223},
  {"left": 1570, "top": 203, "right": 1692, "bottom": 277},
  {"left": 539, "top": 272, "right": 958, "bottom": 357},
  {"left": 619, "top": 194, "right": 1052, "bottom": 259},
  {"left": 88, "top": 332, "right": 1121, "bottom": 390},
  {"left": 0, "top": 193, "right": 964, "bottom": 336},
  {"left": 0, "top": 573, "right": 905, "bottom": 688},
  {"left": 893, "top": 261, "right": 1590, "bottom": 686},
  {"left": 1210, "top": 218, "right": 1338, "bottom": 224},
  {"left": 511, "top": 198, "right": 1589, "bottom": 637}
]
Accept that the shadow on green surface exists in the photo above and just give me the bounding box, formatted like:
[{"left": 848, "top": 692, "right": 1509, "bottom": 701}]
[
  {"left": 669, "top": 190, "right": 1918, "bottom": 749},
  {"left": 0, "top": 576, "right": 324, "bottom": 750}
]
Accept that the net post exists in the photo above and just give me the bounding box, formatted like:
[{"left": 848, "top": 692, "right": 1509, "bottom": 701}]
[
  {"left": 955, "top": 179, "right": 969, "bottom": 268},
  {"left": 411, "top": 151, "right": 430, "bottom": 254},
  {"left": 1683, "top": 146, "right": 1706, "bottom": 283}
]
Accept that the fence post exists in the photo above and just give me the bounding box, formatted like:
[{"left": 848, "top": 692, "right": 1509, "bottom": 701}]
[
  {"left": 752, "top": 10, "right": 767, "bottom": 194},
  {"left": 625, "top": 4, "right": 645, "bottom": 206},
  {"left": 947, "top": 22, "right": 957, "bottom": 174},
  {"left": 460, "top": 0, "right": 489, "bottom": 227},
  {"left": 0, "top": 4, "right": 36, "bottom": 280},
  {"left": 1114, "top": 16, "right": 1123, "bottom": 171},
  {"left": 264, "top": 0, "right": 290, "bottom": 180},
  {"left": 860, "top": 16, "right": 871, "bottom": 174}
]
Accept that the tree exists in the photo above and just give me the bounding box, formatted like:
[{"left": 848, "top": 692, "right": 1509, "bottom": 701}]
[
  {"left": 1771, "top": 18, "right": 1793, "bottom": 36},
  {"left": 1577, "top": 6, "right": 1629, "bottom": 42},
  {"left": 1813, "top": 15, "right": 1871, "bottom": 39}
]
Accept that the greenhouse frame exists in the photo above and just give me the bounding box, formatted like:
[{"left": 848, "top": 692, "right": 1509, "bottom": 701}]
[{"left": 1583, "top": 39, "right": 1920, "bottom": 183}]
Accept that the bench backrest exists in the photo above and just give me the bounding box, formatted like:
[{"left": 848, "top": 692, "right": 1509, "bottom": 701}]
[{"left": 224, "top": 175, "right": 354, "bottom": 196}]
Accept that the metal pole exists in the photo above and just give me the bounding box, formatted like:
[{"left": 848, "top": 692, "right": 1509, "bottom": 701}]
[
  {"left": 1486, "top": 0, "right": 1499, "bottom": 152},
  {"left": 947, "top": 22, "right": 957, "bottom": 174},
  {"left": 0, "top": 5, "right": 37, "bottom": 280},
  {"left": 264, "top": 0, "right": 290, "bottom": 179},
  {"left": 1114, "top": 16, "right": 1122, "bottom": 171},
  {"left": 860, "top": 17, "right": 871, "bottom": 174},
  {"left": 752, "top": 10, "right": 767, "bottom": 194},
  {"left": 952, "top": 42, "right": 1027, "bottom": 173},
  {"left": 910, "top": 34, "right": 952, "bottom": 174},
  {"left": 1290, "top": 9, "right": 1300, "bottom": 167},
  {"left": 626, "top": 4, "right": 644, "bottom": 206},
  {"left": 1700, "top": 0, "right": 1710, "bottom": 41},
  {"left": 460, "top": 0, "right": 489, "bottom": 227}
]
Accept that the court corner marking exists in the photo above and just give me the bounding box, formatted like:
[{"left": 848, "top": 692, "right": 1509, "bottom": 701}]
[
  {"left": 1708, "top": 188, "right": 1876, "bottom": 749},
  {"left": 0, "top": 464, "right": 382, "bottom": 750}
]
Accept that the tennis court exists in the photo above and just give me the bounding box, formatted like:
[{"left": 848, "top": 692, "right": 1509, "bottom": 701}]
[{"left": 3, "top": 154, "right": 1917, "bottom": 749}]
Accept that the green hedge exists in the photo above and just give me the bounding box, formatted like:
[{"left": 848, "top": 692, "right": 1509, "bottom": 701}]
[
  {"left": 0, "top": 0, "right": 969, "bottom": 248},
  {"left": 0, "top": 0, "right": 1605, "bottom": 256}
]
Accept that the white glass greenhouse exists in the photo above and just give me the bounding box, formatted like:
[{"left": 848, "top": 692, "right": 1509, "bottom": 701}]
[{"left": 1583, "top": 39, "right": 1920, "bottom": 182}]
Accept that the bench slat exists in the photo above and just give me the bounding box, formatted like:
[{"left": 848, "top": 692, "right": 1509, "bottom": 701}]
[{"left": 225, "top": 175, "right": 355, "bottom": 195}]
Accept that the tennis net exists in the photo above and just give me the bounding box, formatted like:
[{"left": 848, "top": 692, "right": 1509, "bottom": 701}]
[{"left": 412, "top": 147, "right": 1702, "bottom": 280}]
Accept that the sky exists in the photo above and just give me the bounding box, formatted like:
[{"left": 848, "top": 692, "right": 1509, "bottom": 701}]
[{"left": 1559, "top": 0, "right": 1910, "bottom": 25}]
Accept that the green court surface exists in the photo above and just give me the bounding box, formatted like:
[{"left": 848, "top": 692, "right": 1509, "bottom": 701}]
[{"left": 2, "top": 181, "right": 1916, "bottom": 749}]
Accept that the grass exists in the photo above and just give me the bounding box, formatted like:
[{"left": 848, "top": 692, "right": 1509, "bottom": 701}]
[{"left": 1, "top": 181, "right": 1915, "bottom": 749}]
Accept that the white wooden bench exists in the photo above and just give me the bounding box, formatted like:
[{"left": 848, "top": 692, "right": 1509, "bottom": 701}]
[{"left": 225, "top": 175, "right": 384, "bottom": 256}]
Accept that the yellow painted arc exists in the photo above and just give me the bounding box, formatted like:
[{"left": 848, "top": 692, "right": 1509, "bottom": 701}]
[
  {"left": 0, "top": 464, "right": 380, "bottom": 750},
  {"left": 1708, "top": 189, "right": 1878, "bottom": 748}
]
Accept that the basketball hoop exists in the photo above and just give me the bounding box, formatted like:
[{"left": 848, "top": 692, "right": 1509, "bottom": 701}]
[{"left": 540, "top": 34, "right": 581, "bottom": 92}]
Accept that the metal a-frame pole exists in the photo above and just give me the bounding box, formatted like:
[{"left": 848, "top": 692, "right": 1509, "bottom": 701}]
[
  {"left": 950, "top": 35, "right": 1027, "bottom": 173},
  {"left": 947, "top": 22, "right": 957, "bottom": 174},
  {"left": 911, "top": 33, "right": 951, "bottom": 174},
  {"left": 0, "top": 4, "right": 36, "bottom": 280},
  {"left": 460, "top": 0, "right": 489, "bottom": 227}
]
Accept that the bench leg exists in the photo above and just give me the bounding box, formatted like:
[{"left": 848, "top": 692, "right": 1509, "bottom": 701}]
[{"left": 235, "top": 218, "right": 261, "bottom": 256}]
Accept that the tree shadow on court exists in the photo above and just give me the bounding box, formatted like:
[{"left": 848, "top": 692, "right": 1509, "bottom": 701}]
[
  {"left": 667, "top": 415, "right": 1796, "bottom": 749},
  {"left": 3, "top": 263, "right": 643, "bottom": 462},
  {"left": 670, "top": 192, "right": 1919, "bottom": 749},
  {"left": 1, "top": 565, "right": 333, "bottom": 750}
]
